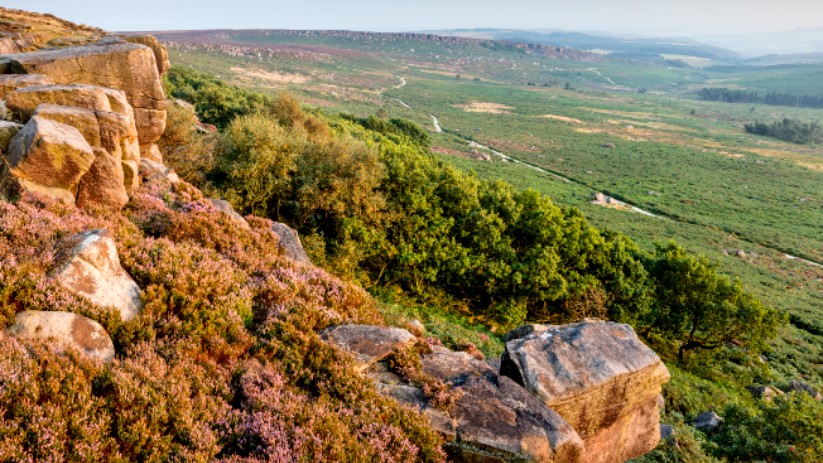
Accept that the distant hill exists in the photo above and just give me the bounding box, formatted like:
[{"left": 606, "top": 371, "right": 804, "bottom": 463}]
[{"left": 424, "top": 28, "right": 741, "bottom": 63}]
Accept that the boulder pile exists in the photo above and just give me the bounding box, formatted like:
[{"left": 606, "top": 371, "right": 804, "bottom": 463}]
[
  {"left": 322, "top": 320, "right": 670, "bottom": 462},
  {"left": 0, "top": 33, "right": 168, "bottom": 212}
]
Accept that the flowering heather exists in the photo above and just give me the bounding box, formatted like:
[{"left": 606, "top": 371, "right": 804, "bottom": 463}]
[{"left": 0, "top": 184, "right": 444, "bottom": 461}]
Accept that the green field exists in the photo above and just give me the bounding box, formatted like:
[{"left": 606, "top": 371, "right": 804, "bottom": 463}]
[
  {"left": 163, "top": 29, "right": 823, "bottom": 405},
  {"left": 164, "top": 29, "right": 823, "bottom": 380}
]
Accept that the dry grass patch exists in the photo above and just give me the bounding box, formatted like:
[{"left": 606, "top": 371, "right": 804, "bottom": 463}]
[
  {"left": 538, "top": 114, "right": 583, "bottom": 124},
  {"left": 455, "top": 102, "right": 514, "bottom": 114},
  {"left": 231, "top": 67, "right": 310, "bottom": 84}
]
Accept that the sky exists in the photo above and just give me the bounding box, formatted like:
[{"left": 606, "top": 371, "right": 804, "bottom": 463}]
[{"left": 7, "top": 0, "right": 823, "bottom": 36}]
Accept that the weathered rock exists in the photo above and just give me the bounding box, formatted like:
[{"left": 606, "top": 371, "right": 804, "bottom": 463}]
[
  {"left": 271, "top": 221, "right": 311, "bottom": 264},
  {"left": 692, "top": 411, "right": 722, "bottom": 434},
  {"left": 140, "top": 143, "right": 163, "bottom": 163},
  {"left": 0, "top": 7, "right": 103, "bottom": 54},
  {"left": 33, "top": 102, "right": 139, "bottom": 199},
  {"left": 10, "top": 87, "right": 140, "bottom": 155},
  {"left": 8, "top": 311, "right": 114, "bottom": 362},
  {"left": 500, "top": 320, "right": 670, "bottom": 463},
  {"left": 124, "top": 35, "right": 170, "bottom": 76},
  {"left": 76, "top": 148, "right": 128, "bottom": 212},
  {"left": 746, "top": 385, "right": 784, "bottom": 402},
  {"left": 660, "top": 425, "right": 677, "bottom": 448},
  {"left": 781, "top": 380, "right": 822, "bottom": 400},
  {"left": 209, "top": 198, "right": 250, "bottom": 230},
  {"left": 6, "top": 83, "right": 112, "bottom": 121},
  {"left": 4, "top": 116, "right": 95, "bottom": 203},
  {"left": 503, "top": 323, "right": 556, "bottom": 342},
  {"left": 0, "top": 73, "right": 53, "bottom": 98},
  {"left": 373, "top": 344, "right": 585, "bottom": 462},
  {"left": 0, "top": 120, "right": 23, "bottom": 152},
  {"left": 139, "top": 158, "right": 179, "bottom": 186},
  {"left": 2, "top": 41, "right": 167, "bottom": 144},
  {"left": 321, "top": 324, "right": 416, "bottom": 372},
  {"left": 49, "top": 229, "right": 143, "bottom": 322}
]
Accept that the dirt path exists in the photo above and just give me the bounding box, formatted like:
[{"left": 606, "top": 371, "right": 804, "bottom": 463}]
[{"left": 430, "top": 114, "right": 442, "bottom": 133}]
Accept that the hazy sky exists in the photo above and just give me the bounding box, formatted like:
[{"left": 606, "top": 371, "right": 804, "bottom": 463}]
[{"left": 7, "top": 0, "right": 823, "bottom": 36}]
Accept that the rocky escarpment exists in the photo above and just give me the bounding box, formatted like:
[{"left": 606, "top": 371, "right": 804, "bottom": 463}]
[
  {"left": 322, "top": 320, "right": 669, "bottom": 462},
  {"left": 0, "top": 30, "right": 168, "bottom": 211}
]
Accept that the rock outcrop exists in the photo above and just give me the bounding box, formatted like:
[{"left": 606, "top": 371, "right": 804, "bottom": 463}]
[
  {"left": 321, "top": 324, "right": 417, "bottom": 372},
  {"left": 500, "top": 320, "right": 670, "bottom": 463},
  {"left": 324, "top": 324, "right": 586, "bottom": 462},
  {"left": 271, "top": 222, "right": 311, "bottom": 264},
  {"left": 209, "top": 198, "right": 250, "bottom": 230},
  {"left": 0, "top": 7, "right": 103, "bottom": 54},
  {"left": 3, "top": 115, "right": 95, "bottom": 204},
  {"left": 49, "top": 229, "right": 143, "bottom": 322},
  {"left": 692, "top": 411, "right": 721, "bottom": 434},
  {"left": 0, "top": 26, "right": 171, "bottom": 211},
  {"left": 8, "top": 310, "right": 115, "bottom": 362},
  {"left": 124, "top": 35, "right": 170, "bottom": 76},
  {"left": 746, "top": 385, "right": 783, "bottom": 402},
  {"left": 2, "top": 39, "right": 167, "bottom": 146},
  {"left": 7, "top": 83, "right": 117, "bottom": 120},
  {"left": 2, "top": 83, "right": 142, "bottom": 209},
  {"left": 0, "top": 73, "right": 53, "bottom": 98},
  {"left": 140, "top": 157, "right": 179, "bottom": 187},
  {"left": 781, "top": 380, "right": 822, "bottom": 400}
]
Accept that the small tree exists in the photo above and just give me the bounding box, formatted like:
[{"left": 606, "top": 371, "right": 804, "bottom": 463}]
[{"left": 644, "top": 243, "right": 783, "bottom": 360}]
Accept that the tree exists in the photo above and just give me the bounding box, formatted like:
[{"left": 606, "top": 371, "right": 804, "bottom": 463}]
[
  {"left": 644, "top": 243, "right": 783, "bottom": 360},
  {"left": 219, "top": 114, "right": 302, "bottom": 219}
]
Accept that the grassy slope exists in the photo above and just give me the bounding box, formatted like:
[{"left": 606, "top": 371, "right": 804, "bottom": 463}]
[{"left": 165, "top": 33, "right": 823, "bottom": 389}]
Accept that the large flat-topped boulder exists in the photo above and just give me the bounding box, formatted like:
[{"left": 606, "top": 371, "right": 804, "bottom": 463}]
[
  {"left": 373, "top": 345, "right": 585, "bottom": 462},
  {"left": 3, "top": 116, "right": 94, "bottom": 204},
  {"left": 501, "top": 320, "right": 670, "bottom": 463},
  {"left": 2, "top": 41, "right": 166, "bottom": 144},
  {"left": 8, "top": 311, "right": 114, "bottom": 362},
  {"left": 0, "top": 73, "right": 53, "bottom": 98},
  {"left": 49, "top": 229, "right": 143, "bottom": 322},
  {"left": 6, "top": 83, "right": 113, "bottom": 120}
]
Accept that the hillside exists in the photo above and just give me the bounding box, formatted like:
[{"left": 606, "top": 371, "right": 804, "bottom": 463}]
[
  {"left": 0, "top": 8, "right": 821, "bottom": 463},
  {"left": 159, "top": 26, "right": 823, "bottom": 462}
]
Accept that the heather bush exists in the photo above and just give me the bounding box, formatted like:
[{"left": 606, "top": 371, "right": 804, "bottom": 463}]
[{"left": 0, "top": 183, "right": 447, "bottom": 461}]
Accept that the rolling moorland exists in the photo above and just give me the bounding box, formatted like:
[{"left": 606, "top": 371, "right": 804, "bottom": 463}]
[
  {"left": 156, "top": 29, "right": 823, "bottom": 461},
  {"left": 0, "top": 7, "right": 820, "bottom": 462},
  {"left": 158, "top": 29, "right": 823, "bottom": 366}
]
